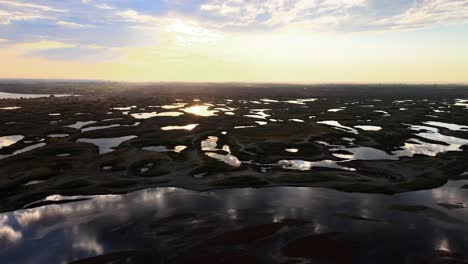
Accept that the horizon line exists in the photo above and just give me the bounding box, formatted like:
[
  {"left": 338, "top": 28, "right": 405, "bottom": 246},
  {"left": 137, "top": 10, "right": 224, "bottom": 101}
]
[{"left": 0, "top": 78, "right": 467, "bottom": 86}]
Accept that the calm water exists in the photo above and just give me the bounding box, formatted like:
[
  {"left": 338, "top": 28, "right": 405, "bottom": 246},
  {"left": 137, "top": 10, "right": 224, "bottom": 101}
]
[
  {"left": 0, "top": 92, "right": 73, "bottom": 99},
  {"left": 1, "top": 181, "right": 467, "bottom": 263}
]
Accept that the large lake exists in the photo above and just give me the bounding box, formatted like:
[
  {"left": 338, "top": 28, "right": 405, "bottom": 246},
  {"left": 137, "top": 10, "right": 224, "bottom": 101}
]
[{"left": 1, "top": 180, "right": 467, "bottom": 263}]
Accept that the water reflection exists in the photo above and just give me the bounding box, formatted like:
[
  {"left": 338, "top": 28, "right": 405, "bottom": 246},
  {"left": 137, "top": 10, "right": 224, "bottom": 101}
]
[
  {"left": 0, "top": 143, "right": 46, "bottom": 160},
  {"left": 423, "top": 121, "right": 468, "bottom": 131},
  {"left": 289, "top": 119, "right": 304, "bottom": 123},
  {"left": 454, "top": 99, "right": 468, "bottom": 109},
  {"left": 354, "top": 125, "right": 382, "bottom": 131},
  {"left": 0, "top": 135, "right": 24, "bottom": 148},
  {"left": 81, "top": 124, "right": 121, "bottom": 132},
  {"left": 81, "top": 122, "right": 139, "bottom": 132},
  {"left": 284, "top": 98, "right": 317, "bottom": 105},
  {"left": 0, "top": 106, "right": 21, "bottom": 110},
  {"left": 161, "top": 124, "right": 198, "bottom": 131},
  {"left": 22, "top": 180, "right": 46, "bottom": 186},
  {"left": 0, "top": 92, "right": 73, "bottom": 99},
  {"left": 182, "top": 105, "right": 218, "bottom": 117},
  {"left": 333, "top": 147, "right": 398, "bottom": 161},
  {"left": 77, "top": 136, "right": 137, "bottom": 154},
  {"left": 1, "top": 181, "right": 467, "bottom": 263},
  {"left": 374, "top": 110, "right": 391, "bottom": 117},
  {"left": 161, "top": 103, "right": 187, "bottom": 109},
  {"left": 201, "top": 135, "right": 241, "bottom": 167},
  {"left": 131, "top": 112, "right": 158, "bottom": 119},
  {"left": 278, "top": 159, "right": 356, "bottom": 171},
  {"left": 112, "top": 106, "right": 136, "bottom": 111},
  {"left": 47, "top": 134, "right": 69, "bottom": 138},
  {"left": 205, "top": 152, "right": 242, "bottom": 167},
  {"left": 317, "top": 121, "right": 359, "bottom": 134},
  {"left": 143, "top": 145, "right": 187, "bottom": 153},
  {"left": 328, "top": 108, "right": 345, "bottom": 112},
  {"left": 201, "top": 136, "right": 218, "bottom": 151},
  {"left": 66, "top": 121, "right": 97, "bottom": 130},
  {"left": 155, "top": 112, "right": 184, "bottom": 117},
  {"left": 285, "top": 148, "right": 299, "bottom": 153},
  {"left": 393, "top": 125, "right": 468, "bottom": 157}
]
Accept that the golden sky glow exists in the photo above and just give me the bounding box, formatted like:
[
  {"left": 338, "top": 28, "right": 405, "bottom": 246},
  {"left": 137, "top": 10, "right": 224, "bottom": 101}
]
[{"left": 0, "top": 0, "right": 467, "bottom": 83}]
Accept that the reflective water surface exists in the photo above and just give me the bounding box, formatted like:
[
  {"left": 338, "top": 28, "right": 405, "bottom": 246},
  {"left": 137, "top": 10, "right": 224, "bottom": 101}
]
[
  {"left": 0, "top": 143, "right": 46, "bottom": 160},
  {"left": 77, "top": 136, "right": 137, "bottom": 154},
  {"left": 354, "top": 125, "right": 382, "bottom": 131},
  {"left": 317, "top": 121, "right": 359, "bottom": 134},
  {"left": 0, "top": 106, "right": 21, "bottom": 110},
  {"left": 423, "top": 121, "right": 468, "bottom": 131},
  {"left": 1, "top": 181, "right": 467, "bottom": 263},
  {"left": 161, "top": 124, "right": 198, "bottom": 131},
  {"left": 182, "top": 105, "right": 218, "bottom": 117},
  {"left": 0, "top": 135, "right": 24, "bottom": 149},
  {"left": 0, "top": 92, "right": 73, "bottom": 99},
  {"left": 66, "top": 121, "right": 97, "bottom": 130},
  {"left": 143, "top": 145, "right": 187, "bottom": 153},
  {"left": 131, "top": 112, "right": 158, "bottom": 119}
]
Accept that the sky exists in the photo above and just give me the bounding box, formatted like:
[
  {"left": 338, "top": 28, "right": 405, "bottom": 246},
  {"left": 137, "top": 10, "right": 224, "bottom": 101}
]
[{"left": 0, "top": 0, "right": 467, "bottom": 83}]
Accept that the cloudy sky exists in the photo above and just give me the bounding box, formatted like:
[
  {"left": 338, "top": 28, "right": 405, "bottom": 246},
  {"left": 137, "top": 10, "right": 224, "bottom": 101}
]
[{"left": 0, "top": 0, "right": 467, "bottom": 83}]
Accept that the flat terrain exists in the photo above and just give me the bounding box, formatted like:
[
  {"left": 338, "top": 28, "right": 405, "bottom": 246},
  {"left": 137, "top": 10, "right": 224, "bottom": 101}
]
[{"left": 1, "top": 82, "right": 468, "bottom": 212}]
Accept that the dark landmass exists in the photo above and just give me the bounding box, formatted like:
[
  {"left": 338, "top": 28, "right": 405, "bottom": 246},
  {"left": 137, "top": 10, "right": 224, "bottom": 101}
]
[{"left": 1, "top": 81, "right": 468, "bottom": 212}]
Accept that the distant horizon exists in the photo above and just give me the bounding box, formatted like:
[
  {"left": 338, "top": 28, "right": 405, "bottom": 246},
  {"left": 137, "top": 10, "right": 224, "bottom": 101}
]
[{"left": 0, "top": 78, "right": 467, "bottom": 87}]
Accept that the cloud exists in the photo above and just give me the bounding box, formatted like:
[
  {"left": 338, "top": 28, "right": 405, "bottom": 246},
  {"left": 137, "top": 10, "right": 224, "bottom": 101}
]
[
  {"left": 80, "top": 0, "right": 114, "bottom": 10},
  {"left": 165, "top": 19, "right": 222, "bottom": 45},
  {"left": 56, "top": 20, "right": 87, "bottom": 28},
  {"left": 117, "top": 9, "right": 160, "bottom": 24},
  {"left": 0, "top": 215, "right": 22, "bottom": 246},
  {"left": 198, "top": 0, "right": 468, "bottom": 31},
  {"left": 371, "top": 0, "right": 468, "bottom": 30},
  {"left": 14, "top": 40, "right": 76, "bottom": 51},
  {"left": 0, "top": 38, "right": 8, "bottom": 42},
  {"left": 0, "top": 0, "right": 65, "bottom": 12},
  {"left": 95, "top": 3, "right": 114, "bottom": 10},
  {"left": 0, "top": 0, "right": 467, "bottom": 83},
  {"left": 0, "top": 0, "right": 66, "bottom": 24},
  {"left": 199, "top": 0, "right": 367, "bottom": 29}
]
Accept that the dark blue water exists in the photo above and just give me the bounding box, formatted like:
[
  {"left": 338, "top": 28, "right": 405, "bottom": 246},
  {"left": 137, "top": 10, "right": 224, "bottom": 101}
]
[{"left": 1, "top": 181, "right": 467, "bottom": 263}]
